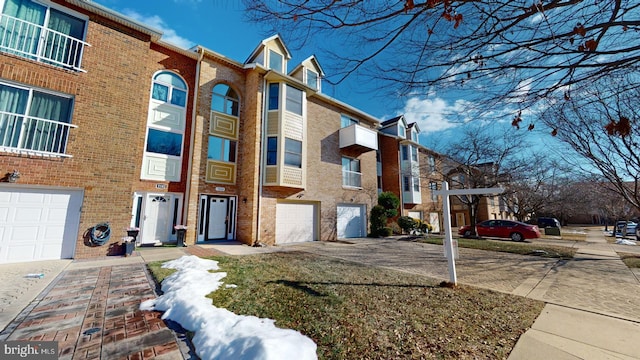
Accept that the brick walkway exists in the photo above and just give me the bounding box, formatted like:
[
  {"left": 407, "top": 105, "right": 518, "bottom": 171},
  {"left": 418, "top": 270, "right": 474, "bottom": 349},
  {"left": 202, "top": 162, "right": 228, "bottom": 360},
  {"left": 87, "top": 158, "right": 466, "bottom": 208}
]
[{"left": 1, "top": 264, "right": 185, "bottom": 360}]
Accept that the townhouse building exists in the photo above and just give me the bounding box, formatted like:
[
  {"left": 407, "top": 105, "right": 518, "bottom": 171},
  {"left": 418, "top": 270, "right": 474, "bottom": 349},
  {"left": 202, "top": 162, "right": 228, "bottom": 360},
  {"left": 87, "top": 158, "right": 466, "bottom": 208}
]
[
  {"left": 377, "top": 115, "right": 443, "bottom": 232},
  {"left": 0, "top": 0, "right": 198, "bottom": 263},
  {"left": 187, "top": 35, "right": 379, "bottom": 246},
  {"left": 0, "top": 1, "right": 381, "bottom": 263}
]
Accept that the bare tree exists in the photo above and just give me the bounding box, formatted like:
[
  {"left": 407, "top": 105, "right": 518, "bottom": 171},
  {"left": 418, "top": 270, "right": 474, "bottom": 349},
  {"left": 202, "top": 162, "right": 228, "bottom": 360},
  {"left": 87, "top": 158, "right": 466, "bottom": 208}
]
[
  {"left": 540, "top": 75, "right": 640, "bottom": 213},
  {"left": 438, "top": 126, "right": 526, "bottom": 236},
  {"left": 243, "top": 1, "right": 640, "bottom": 112}
]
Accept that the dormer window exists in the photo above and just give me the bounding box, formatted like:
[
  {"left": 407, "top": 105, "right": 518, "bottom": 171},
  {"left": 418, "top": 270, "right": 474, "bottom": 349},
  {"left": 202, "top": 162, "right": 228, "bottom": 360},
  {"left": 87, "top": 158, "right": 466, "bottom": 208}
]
[
  {"left": 306, "top": 69, "right": 319, "bottom": 90},
  {"left": 269, "top": 50, "right": 284, "bottom": 72},
  {"left": 399, "top": 125, "right": 406, "bottom": 138}
]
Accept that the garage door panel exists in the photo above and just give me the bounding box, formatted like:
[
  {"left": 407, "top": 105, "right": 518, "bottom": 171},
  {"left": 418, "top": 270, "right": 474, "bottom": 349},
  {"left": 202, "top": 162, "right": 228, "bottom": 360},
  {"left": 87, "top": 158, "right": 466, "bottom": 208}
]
[
  {"left": 15, "top": 208, "right": 43, "bottom": 222},
  {"left": 276, "top": 203, "right": 317, "bottom": 244},
  {"left": 337, "top": 204, "right": 365, "bottom": 239},
  {"left": 0, "top": 187, "right": 82, "bottom": 263},
  {"left": 7, "top": 244, "right": 37, "bottom": 262}
]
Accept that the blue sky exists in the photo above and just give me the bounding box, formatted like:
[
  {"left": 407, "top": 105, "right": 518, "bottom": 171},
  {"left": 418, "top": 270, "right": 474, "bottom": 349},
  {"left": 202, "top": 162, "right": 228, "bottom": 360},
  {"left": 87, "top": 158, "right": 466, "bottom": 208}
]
[{"left": 91, "top": 0, "right": 559, "bottom": 154}]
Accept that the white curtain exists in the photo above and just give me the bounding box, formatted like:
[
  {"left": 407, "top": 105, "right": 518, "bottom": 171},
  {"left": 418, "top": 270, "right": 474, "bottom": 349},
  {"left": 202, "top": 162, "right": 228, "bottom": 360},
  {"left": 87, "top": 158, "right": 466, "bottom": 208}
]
[
  {"left": 1, "top": 0, "right": 46, "bottom": 57},
  {"left": 0, "top": 84, "right": 28, "bottom": 147},
  {"left": 25, "top": 92, "right": 70, "bottom": 152}
]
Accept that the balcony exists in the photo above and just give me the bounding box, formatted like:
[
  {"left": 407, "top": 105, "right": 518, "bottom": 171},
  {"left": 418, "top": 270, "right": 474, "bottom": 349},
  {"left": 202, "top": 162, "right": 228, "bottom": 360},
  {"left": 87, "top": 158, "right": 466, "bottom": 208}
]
[
  {"left": 0, "top": 111, "right": 76, "bottom": 157},
  {"left": 339, "top": 124, "right": 378, "bottom": 152},
  {"left": 0, "top": 14, "right": 90, "bottom": 72}
]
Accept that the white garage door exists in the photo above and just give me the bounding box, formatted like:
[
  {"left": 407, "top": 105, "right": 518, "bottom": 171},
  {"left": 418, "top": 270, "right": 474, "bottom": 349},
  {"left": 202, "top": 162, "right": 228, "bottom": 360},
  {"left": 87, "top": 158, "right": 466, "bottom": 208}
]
[
  {"left": 0, "top": 187, "right": 83, "bottom": 263},
  {"left": 337, "top": 204, "right": 365, "bottom": 239},
  {"left": 276, "top": 202, "right": 317, "bottom": 244}
]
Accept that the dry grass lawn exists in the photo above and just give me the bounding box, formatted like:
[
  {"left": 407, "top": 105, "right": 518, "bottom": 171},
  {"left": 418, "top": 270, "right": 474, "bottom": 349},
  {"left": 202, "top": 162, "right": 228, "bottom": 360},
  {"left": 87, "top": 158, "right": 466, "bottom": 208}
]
[{"left": 149, "top": 252, "right": 544, "bottom": 359}]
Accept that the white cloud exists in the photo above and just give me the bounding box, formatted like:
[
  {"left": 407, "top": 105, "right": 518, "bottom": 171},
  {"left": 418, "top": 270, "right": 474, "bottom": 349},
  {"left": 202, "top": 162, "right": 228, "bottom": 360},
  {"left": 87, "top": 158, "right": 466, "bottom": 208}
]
[
  {"left": 401, "top": 96, "right": 471, "bottom": 134},
  {"left": 122, "top": 9, "right": 195, "bottom": 49}
]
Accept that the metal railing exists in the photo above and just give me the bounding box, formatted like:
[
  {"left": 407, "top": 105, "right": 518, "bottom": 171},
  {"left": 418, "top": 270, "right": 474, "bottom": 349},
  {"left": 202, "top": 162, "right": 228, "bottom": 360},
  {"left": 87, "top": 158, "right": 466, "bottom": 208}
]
[
  {"left": 0, "top": 14, "right": 90, "bottom": 72},
  {"left": 342, "top": 170, "right": 362, "bottom": 188},
  {"left": 0, "top": 111, "right": 76, "bottom": 157}
]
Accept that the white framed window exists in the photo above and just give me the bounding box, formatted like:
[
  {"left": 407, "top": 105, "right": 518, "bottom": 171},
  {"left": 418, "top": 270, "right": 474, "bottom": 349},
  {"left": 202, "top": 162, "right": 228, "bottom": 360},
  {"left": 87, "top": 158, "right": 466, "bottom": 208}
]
[
  {"left": 268, "top": 83, "right": 279, "bottom": 110},
  {"left": 284, "top": 138, "right": 302, "bottom": 167},
  {"left": 411, "top": 146, "right": 418, "bottom": 162},
  {"left": 340, "top": 114, "right": 358, "bottom": 128},
  {"left": 269, "top": 50, "right": 283, "bottom": 72},
  {"left": 285, "top": 84, "right": 303, "bottom": 115},
  {"left": 0, "top": 81, "right": 74, "bottom": 156},
  {"left": 403, "top": 176, "right": 410, "bottom": 191},
  {"left": 266, "top": 137, "right": 277, "bottom": 165},
  {"left": 0, "top": 0, "right": 89, "bottom": 71},
  {"left": 147, "top": 71, "right": 187, "bottom": 158},
  {"left": 399, "top": 124, "right": 406, "bottom": 138},
  {"left": 428, "top": 155, "right": 436, "bottom": 173},
  {"left": 401, "top": 145, "right": 409, "bottom": 161},
  {"left": 429, "top": 182, "right": 438, "bottom": 201},
  {"left": 342, "top": 156, "right": 361, "bottom": 188},
  {"left": 413, "top": 176, "right": 420, "bottom": 192},
  {"left": 306, "top": 69, "right": 318, "bottom": 89}
]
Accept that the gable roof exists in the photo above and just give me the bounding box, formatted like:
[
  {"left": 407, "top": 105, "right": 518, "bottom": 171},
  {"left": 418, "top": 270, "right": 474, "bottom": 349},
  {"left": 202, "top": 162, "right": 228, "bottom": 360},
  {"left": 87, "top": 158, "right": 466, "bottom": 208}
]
[
  {"left": 289, "top": 55, "right": 325, "bottom": 77},
  {"left": 244, "top": 34, "right": 292, "bottom": 64},
  {"left": 380, "top": 115, "right": 406, "bottom": 128}
]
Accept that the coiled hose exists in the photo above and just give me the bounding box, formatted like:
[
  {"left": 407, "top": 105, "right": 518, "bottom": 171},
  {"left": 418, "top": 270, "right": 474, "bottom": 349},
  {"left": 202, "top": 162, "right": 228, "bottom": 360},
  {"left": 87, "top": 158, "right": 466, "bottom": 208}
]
[{"left": 89, "top": 222, "right": 111, "bottom": 246}]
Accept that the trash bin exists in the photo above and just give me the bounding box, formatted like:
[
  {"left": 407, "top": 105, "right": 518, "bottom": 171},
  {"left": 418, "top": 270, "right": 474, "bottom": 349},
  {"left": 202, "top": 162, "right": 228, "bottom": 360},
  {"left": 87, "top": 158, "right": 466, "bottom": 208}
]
[{"left": 176, "top": 228, "right": 186, "bottom": 247}]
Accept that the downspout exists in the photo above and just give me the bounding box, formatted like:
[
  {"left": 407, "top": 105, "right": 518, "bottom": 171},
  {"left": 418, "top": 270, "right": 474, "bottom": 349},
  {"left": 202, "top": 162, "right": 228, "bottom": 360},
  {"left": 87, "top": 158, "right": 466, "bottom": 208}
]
[
  {"left": 255, "top": 75, "right": 269, "bottom": 246},
  {"left": 184, "top": 46, "right": 204, "bottom": 237}
]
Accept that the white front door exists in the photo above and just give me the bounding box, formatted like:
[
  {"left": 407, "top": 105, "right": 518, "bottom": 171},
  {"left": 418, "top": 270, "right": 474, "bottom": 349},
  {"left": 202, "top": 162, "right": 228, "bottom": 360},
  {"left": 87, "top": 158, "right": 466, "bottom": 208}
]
[
  {"left": 141, "top": 194, "right": 172, "bottom": 245},
  {"left": 207, "top": 197, "right": 228, "bottom": 239}
]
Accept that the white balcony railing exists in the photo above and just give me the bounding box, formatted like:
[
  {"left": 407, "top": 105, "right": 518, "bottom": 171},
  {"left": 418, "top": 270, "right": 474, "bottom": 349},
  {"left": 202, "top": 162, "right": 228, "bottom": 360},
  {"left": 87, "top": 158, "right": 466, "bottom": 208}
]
[
  {"left": 0, "top": 111, "right": 76, "bottom": 157},
  {"left": 339, "top": 123, "right": 378, "bottom": 151},
  {"left": 0, "top": 14, "right": 90, "bottom": 72},
  {"left": 342, "top": 170, "right": 362, "bottom": 188}
]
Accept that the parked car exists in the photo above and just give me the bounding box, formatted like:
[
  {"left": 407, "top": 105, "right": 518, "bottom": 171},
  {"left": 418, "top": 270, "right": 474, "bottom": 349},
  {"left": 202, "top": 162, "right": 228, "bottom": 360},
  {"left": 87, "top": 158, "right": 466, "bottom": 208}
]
[
  {"left": 458, "top": 220, "right": 541, "bottom": 242},
  {"left": 536, "top": 217, "right": 561, "bottom": 228},
  {"left": 615, "top": 221, "right": 637, "bottom": 237}
]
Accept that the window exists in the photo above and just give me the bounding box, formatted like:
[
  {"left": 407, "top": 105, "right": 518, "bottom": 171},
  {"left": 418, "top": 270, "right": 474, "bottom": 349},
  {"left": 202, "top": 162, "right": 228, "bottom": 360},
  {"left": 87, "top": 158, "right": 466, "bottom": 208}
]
[
  {"left": 403, "top": 176, "right": 410, "bottom": 192},
  {"left": 269, "top": 50, "right": 283, "bottom": 72},
  {"left": 0, "top": 82, "right": 73, "bottom": 155},
  {"left": 147, "top": 129, "right": 182, "bottom": 157},
  {"left": 0, "top": 0, "right": 88, "bottom": 70},
  {"left": 401, "top": 145, "right": 409, "bottom": 161},
  {"left": 428, "top": 155, "right": 436, "bottom": 173},
  {"left": 284, "top": 138, "right": 302, "bottom": 167},
  {"left": 153, "top": 71, "right": 187, "bottom": 107},
  {"left": 211, "top": 84, "right": 239, "bottom": 116},
  {"left": 413, "top": 176, "right": 420, "bottom": 192},
  {"left": 266, "top": 137, "right": 277, "bottom": 165},
  {"left": 268, "top": 83, "right": 279, "bottom": 110},
  {"left": 207, "top": 136, "right": 236, "bottom": 162},
  {"left": 411, "top": 146, "right": 418, "bottom": 161},
  {"left": 399, "top": 125, "right": 406, "bottom": 138},
  {"left": 306, "top": 69, "right": 318, "bottom": 89},
  {"left": 341, "top": 114, "right": 358, "bottom": 128},
  {"left": 429, "top": 182, "right": 438, "bottom": 201},
  {"left": 411, "top": 129, "right": 418, "bottom": 142},
  {"left": 285, "top": 85, "right": 303, "bottom": 115},
  {"left": 342, "top": 157, "right": 361, "bottom": 187}
]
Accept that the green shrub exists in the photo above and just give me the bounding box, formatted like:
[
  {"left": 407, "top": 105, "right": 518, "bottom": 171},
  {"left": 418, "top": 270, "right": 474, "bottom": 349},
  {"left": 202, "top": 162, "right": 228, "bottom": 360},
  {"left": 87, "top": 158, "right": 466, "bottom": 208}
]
[
  {"left": 378, "top": 191, "right": 400, "bottom": 218},
  {"left": 380, "top": 227, "right": 393, "bottom": 237},
  {"left": 369, "top": 205, "right": 387, "bottom": 237}
]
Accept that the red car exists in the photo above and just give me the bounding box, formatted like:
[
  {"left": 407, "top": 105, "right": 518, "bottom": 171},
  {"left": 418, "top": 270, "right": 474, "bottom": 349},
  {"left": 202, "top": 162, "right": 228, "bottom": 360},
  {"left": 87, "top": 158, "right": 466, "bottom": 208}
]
[{"left": 458, "top": 220, "right": 541, "bottom": 242}]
